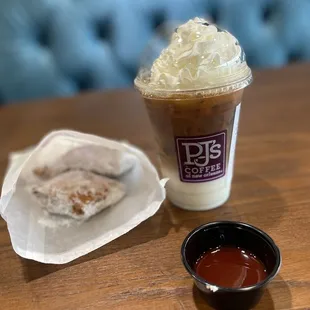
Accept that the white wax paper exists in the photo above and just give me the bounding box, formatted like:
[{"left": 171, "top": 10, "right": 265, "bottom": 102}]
[{"left": 0, "top": 130, "right": 166, "bottom": 264}]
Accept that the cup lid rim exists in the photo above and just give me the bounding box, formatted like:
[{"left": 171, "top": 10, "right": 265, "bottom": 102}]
[{"left": 134, "top": 70, "right": 252, "bottom": 99}]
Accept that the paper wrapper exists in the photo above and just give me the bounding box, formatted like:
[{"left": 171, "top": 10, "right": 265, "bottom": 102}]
[{"left": 0, "top": 130, "right": 167, "bottom": 264}]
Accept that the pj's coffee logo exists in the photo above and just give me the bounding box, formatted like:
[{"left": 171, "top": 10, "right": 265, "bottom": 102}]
[{"left": 175, "top": 131, "right": 226, "bottom": 182}]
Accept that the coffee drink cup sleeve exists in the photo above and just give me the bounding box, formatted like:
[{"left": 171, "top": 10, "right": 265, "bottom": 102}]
[{"left": 0, "top": 130, "right": 166, "bottom": 264}]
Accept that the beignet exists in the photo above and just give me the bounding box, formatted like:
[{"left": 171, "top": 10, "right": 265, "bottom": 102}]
[{"left": 31, "top": 170, "right": 126, "bottom": 220}]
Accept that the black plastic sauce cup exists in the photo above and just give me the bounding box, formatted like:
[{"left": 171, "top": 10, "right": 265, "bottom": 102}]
[{"left": 181, "top": 221, "right": 281, "bottom": 310}]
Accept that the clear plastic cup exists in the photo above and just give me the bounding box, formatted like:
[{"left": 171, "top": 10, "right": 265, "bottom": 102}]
[{"left": 135, "top": 19, "right": 252, "bottom": 211}]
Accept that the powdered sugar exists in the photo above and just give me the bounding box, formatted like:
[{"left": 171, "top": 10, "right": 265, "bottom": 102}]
[{"left": 0, "top": 130, "right": 166, "bottom": 264}]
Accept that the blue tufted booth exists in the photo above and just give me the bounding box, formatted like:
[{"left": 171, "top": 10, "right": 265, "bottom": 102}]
[{"left": 0, "top": 0, "right": 309, "bottom": 104}]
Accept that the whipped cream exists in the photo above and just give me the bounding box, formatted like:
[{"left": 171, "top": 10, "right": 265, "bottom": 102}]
[{"left": 149, "top": 17, "right": 244, "bottom": 90}]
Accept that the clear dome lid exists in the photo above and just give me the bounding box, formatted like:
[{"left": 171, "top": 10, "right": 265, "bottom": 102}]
[{"left": 134, "top": 18, "right": 252, "bottom": 98}]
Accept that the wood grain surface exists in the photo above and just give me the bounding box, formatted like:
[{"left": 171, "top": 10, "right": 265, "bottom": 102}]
[{"left": 0, "top": 64, "right": 310, "bottom": 309}]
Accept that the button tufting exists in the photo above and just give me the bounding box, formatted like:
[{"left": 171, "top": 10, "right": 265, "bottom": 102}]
[
  {"left": 36, "top": 24, "right": 51, "bottom": 48},
  {"left": 288, "top": 51, "right": 303, "bottom": 63},
  {"left": 262, "top": 3, "right": 276, "bottom": 22},
  {"left": 75, "top": 73, "right": 93, "bottom": 91},
  {"left": 96, "top": 18, "right": 112, "bottom": 41},
  {"left": 151, "top": 11, "right": 166, "bottom": 30},
  {"left": 210, "top": 6, "right": 219, "bottom": 23}
]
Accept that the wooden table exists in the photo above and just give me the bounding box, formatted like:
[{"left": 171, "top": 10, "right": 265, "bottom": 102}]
[{"left": 0, "top": 64, "right": 310, "bottom": 309}]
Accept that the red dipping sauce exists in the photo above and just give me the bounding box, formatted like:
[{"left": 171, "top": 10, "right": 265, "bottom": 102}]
[{"left": 195, "top": 246, "right": 267, "bottom": 288}]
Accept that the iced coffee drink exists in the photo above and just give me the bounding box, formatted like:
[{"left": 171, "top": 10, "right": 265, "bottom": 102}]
[{"left": 135, "top": 18, "right": 252, "bottom": 210}]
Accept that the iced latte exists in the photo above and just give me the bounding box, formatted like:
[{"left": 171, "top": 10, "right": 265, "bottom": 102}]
[{"left": 135, "top": 18, "right": 252, "bottom": 210}]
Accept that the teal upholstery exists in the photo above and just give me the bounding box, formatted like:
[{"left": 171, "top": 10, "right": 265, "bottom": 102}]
[{"left": 0, "top": 0, "right": 309, "bottom": 103}]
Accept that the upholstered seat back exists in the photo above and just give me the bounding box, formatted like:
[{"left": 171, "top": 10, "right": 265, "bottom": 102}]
[{"left": 0, "top": 0, "right": 309, "bottom": 103}]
